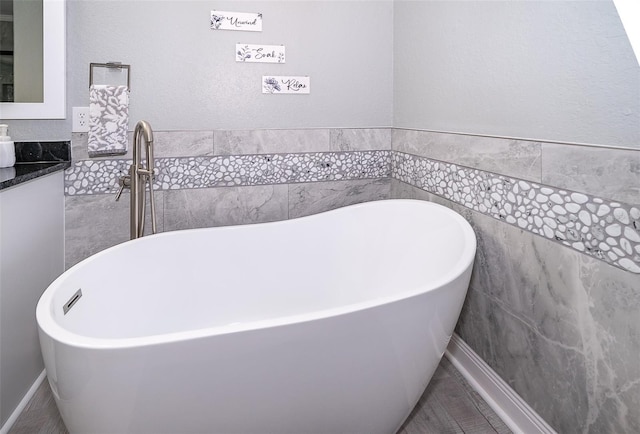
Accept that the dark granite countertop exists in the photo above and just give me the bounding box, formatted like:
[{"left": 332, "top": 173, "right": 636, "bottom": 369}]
[{"left": 0, "top": 141, "right": 71, "bottom": 191}]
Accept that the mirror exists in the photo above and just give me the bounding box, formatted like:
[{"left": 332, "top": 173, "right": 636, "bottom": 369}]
[
  {"left": 0, "top": 0, "right": 65, "bottom": 119},
  {"left": 1, "top": 0, "right": 43, "bottom": 103}
]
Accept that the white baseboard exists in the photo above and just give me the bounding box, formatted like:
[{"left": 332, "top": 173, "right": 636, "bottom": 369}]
[
  {"left": 445, "top": 334, "right": 557, "bottom": 434},
  {"left": 0, "top": 370, "right": 46, "bottom": 434}
]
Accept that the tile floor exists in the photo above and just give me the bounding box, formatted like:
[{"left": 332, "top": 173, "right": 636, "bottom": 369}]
[
  {"left": 9, "top": 356, "right": 510, "bottom": 434},
  {"left": 399, "top": 357, "right": 511, "bottom": 433}
]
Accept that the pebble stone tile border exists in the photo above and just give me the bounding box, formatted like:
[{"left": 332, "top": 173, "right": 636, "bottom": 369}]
[
  {"left": 64, "top": 151, "right": 391, "bottom": 196},
  {"left": 63, "top": 149, "right": 640, "bottom": 274},
  {"left": 392, "top": 151, "right": 640, "bottom": 274}
]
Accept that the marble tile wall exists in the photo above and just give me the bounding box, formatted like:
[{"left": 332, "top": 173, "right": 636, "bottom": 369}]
[
  {"left": 392, "top": 129, "right": 542, "bottom": 182},
  {"left": 392, "top": 129, "right": 640, "bottom": 204},
  {"left": 390, "top": 129, "right": 640, "bottom": 434},
  {"left": 541, "top": 144, "right": 639, "bottom": 204},
  {"left": 65, "top": 192, "right": 164, "bottom": 267},
  {"left": 392, "top": 151, "right": 640, "bottom": 274},
  {"left": 289, "top": 179, "right": 390, "bottom": 219},
  {"left": 66, "top": 128, "right": 640, "bottom": 275},
  {"left": 70, "top": 128, "right": 392, "bottom": 161},
  {"left": 64, "top": 129, "right": 391, "bottom": 268},
  {"left": 65, "top": 126, "right": 639, "bottom": 434},
  {"left": 213, "top": 128, "right": 392, "bottom": 155},
  {"left": 391, "top": 180, "right": 640, "bottom": 434},
  {"left": 71, "top": 131, "right": 215, "bottom": 160}
]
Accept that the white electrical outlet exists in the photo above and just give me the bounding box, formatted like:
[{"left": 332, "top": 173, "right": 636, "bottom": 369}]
[{"left": 72, "top": 107, "right": 90, "bottom": 132}]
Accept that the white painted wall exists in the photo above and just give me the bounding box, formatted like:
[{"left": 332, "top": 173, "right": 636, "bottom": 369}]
[
  {"left": 0, "top": 172, "right": 64, "bottom": 429},
  {"left": 394, "top": 0, "right": 640, "bottom": 148}
]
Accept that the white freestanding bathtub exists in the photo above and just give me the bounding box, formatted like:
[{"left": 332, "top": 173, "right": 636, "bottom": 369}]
[{"left": 37, "top": 199, "right": 476, "bottom": 434}]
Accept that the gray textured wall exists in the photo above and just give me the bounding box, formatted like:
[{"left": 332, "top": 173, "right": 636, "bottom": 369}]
[
  {"left": 8, "top": 0, "right": 394, "bottom": 140},
  {"left": 392, "top": 1, "right": 640, "bottom": 431},
  {"left": 8, "top": 0, "right": 639, "bottom": 147},
  {"left": 394, "top": 0, "right": 640, "bottom": 148}
]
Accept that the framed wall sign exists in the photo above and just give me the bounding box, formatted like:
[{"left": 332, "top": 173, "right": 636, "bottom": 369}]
[
  {"left": 210, "top": 11, "right": 262, "bottom": 32},
  {"left": 263, "top": 76, "right": 310, "bottom": 94},
  {"left": 237, "top": 44, "right": 285, "bottom": 63}
]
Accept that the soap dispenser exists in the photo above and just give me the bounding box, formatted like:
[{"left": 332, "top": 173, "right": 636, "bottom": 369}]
[{"left": 0, "top": 124, "right": 16, "bottom": 168}]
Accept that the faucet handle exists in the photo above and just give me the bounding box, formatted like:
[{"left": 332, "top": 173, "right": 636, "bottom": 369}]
[{"left": 115, "top": 175, "right": 131, "bottom": 201}]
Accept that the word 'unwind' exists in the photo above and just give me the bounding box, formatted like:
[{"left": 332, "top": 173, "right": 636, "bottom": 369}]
[
  {"left": 210, "top": 11, "right": 262, "bottom": 32},
  {"left": 262, "top": 76, "right": 310, "bottom": 94}
]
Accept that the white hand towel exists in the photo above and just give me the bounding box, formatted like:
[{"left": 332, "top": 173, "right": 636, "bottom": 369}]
[{"left": 88, "top": 85, "right": 129, "bottom": 157}]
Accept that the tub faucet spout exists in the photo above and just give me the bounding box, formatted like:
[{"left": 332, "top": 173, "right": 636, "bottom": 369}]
[{"left": 127, "top": 120, "right": 157, "bottom": 239}]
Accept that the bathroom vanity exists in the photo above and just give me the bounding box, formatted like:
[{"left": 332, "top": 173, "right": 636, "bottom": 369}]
[{"left": 0, "top": 142, "right": 69, "bottom": 429}]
